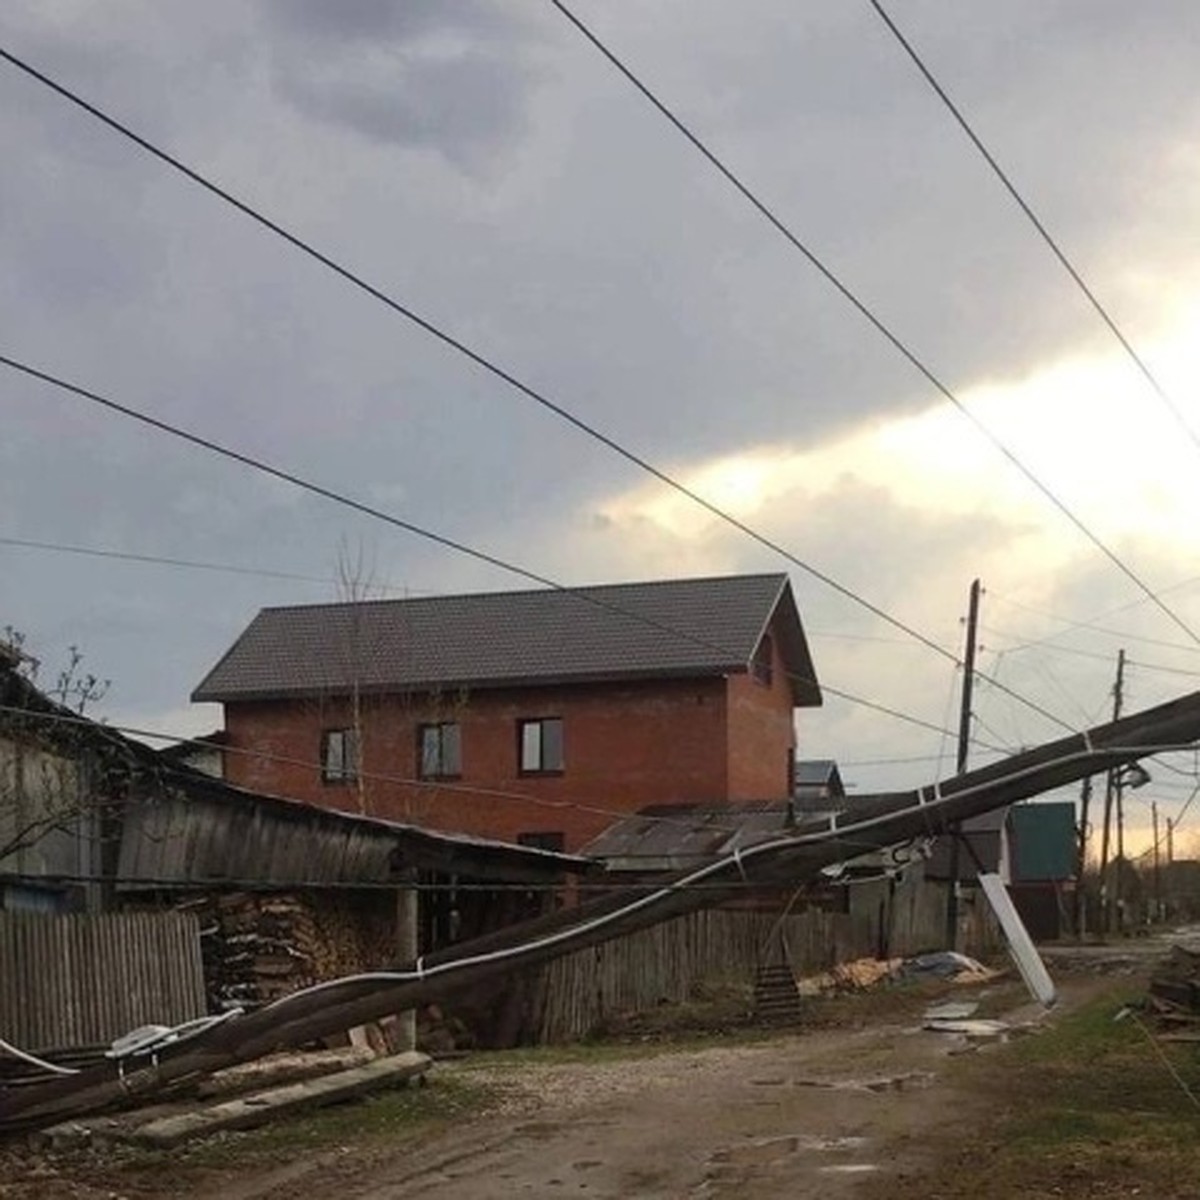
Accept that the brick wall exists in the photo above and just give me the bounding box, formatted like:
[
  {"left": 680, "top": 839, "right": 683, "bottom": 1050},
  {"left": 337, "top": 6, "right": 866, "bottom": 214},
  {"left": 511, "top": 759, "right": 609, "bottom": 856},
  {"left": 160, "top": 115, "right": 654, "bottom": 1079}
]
[
  {"left": 726, "top": 624, "right": 796, "bottom": 800},
  {"left": 224, "top": 675, "right": 745, "bottom": 852},
  {"left": 221, "top": 616, "right": 805, "bottom": 853}
]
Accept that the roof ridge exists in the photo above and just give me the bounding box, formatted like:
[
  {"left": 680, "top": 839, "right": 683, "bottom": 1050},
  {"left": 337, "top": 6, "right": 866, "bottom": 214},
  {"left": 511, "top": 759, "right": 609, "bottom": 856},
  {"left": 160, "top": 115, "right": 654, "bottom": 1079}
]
[{"left": 251, "top": 571, "right": 791, "bottom": 616}]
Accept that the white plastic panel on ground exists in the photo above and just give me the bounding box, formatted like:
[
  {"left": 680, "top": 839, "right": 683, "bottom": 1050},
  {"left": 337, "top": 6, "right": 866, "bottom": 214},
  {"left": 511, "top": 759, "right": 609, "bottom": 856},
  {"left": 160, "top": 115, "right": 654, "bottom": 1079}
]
[{"left": 977, "top": 872, "right": 1057, "bottom": 1007}]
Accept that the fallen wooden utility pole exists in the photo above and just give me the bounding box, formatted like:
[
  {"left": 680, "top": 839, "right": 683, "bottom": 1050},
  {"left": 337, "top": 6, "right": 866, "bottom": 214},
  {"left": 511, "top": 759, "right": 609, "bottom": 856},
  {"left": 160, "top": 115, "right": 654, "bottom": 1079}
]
[{"left": 6, "top": 687, "right": 1200, "bottom": 1131}]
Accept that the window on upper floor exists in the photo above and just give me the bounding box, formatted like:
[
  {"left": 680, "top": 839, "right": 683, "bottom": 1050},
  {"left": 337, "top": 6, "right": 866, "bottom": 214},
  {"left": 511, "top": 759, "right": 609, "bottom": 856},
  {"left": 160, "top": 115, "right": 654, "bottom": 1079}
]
[
  {"left": 751, "top": 633, "right": 774, "bottom": 686},
  {"left": 321, "top": 727, "right": 359, "bottom": 784},
  {"left": 518, "top": 717, "right": 564, "bottom": 774},
  {"left": 418, "top": 721, "right": 462, "bottom": 779}
]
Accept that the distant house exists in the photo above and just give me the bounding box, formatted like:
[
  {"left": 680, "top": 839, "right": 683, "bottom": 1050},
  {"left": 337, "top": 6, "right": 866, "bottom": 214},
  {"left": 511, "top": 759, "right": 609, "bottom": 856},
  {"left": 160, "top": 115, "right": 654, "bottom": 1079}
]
[
  {"left": 157, "top": 729, "right": 226, "bottom": 779},
  {"left": 792, "top": 758, "right": 846, "bottom": 815},
  {"left": 192, "top": 573, "right": 823, "bottom": 852}
]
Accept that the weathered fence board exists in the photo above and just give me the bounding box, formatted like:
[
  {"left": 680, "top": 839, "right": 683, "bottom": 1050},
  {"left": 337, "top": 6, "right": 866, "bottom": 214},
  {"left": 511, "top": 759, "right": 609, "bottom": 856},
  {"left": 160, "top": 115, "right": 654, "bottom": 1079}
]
[
  {"left": 0, "top": 911, "right": 206, "bottom": 1052},
  {"left": 536, "top": 881, "right": 1002, "bottom": 1043}
]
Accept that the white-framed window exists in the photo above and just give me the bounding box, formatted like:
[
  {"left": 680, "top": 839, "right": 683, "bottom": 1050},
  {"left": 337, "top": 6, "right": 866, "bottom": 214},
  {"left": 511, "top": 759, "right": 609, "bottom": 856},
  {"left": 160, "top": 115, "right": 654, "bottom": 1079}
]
[{"left": 518, "top": 717, "right": 563, "bottom": 774}]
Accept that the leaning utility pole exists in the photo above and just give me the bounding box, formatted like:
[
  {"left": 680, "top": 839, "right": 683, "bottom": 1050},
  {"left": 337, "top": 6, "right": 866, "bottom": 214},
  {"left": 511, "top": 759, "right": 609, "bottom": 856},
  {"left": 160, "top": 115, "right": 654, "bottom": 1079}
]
[
  {"left": 944, "top": 578, "right": 981, "bottom": 948},
  {"left": 1098, "top": 648, "right": 1126, "bottom": 934}
]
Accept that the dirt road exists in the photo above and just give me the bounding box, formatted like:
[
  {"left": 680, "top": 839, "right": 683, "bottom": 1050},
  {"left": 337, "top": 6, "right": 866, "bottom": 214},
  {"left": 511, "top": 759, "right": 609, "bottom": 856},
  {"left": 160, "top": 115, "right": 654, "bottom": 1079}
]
[{"left": 201, "top": 984, "right": 1058, "bottom": 1200}]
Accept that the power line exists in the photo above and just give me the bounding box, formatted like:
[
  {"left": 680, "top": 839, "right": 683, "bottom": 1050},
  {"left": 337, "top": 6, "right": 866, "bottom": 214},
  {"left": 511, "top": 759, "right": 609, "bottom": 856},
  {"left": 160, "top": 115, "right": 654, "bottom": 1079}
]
[
  {"left": 0, "top": 535, "right": 933, "bottom": 644},
  {"left": 989, "top": 590, "right": 1200, "bottom": 656},
  {"left": 983, "top": 623, "right": 1200, "bottom": 682},
  {"left": 0, "top": 364, "right": 991, "bottom": 756},
  {"left": 548, "top": 0, "right": 1200, "bottom": 650},
  {"left": 0, "top": 701, "right": 750, "bottom": 838},
  {"left": 1134, "top": 781, "right": 1200, "bottom": 861},
  {"left": 0, "top": 533, "right": 439, "bottom": 597},
  {"left": 0, "top": 45, "right": 1073, "bottom": 738},
  {"left": 0, "top": 702, "right": 939, "bottom": 866},
  {"left": 0, "top": 362, "right": 1003, "bottom": 768},
  {"left": 0, "top": 534, "right": 328, "bottom": 587},
  {"left": 5, "top": 353, "right": 1073, "bottom": 745},
  {"left": 867, "top": 0, "right": 1200, "bottom": 457},
  {"left": 0, "top": 870, "right": 847, "bottom": 894}
]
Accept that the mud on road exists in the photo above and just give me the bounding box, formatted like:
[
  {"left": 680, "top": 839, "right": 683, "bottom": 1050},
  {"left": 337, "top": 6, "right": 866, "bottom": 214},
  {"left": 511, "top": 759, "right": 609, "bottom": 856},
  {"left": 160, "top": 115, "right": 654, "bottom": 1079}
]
[
  {"left": 183, "top": 980, "right": 1063, "bottom": 1200},
  {"left": 4, "top": 974, "right": 1123, "bottom": 1200}
]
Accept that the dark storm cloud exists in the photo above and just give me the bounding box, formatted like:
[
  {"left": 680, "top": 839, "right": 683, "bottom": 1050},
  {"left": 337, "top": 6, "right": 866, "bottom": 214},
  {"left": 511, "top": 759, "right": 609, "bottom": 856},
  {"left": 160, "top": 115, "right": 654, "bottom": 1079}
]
[
  {"left": 261, "top": 0, "right": 513, "bottom": 44},
  {"left": 274, "top": 51, "right": 533, "bottom": 166},
  {"left": 262, "top": 0, "right": 541, "bottom": 169},
  {"left": 2, "top": 0, "right": 1199, "bottom": 771}
]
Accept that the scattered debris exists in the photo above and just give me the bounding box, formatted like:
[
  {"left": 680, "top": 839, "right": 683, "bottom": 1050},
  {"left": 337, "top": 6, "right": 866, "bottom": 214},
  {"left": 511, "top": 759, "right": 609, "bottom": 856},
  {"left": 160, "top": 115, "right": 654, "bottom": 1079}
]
[
  {"left": 923, "top": 1001, "right": 980, "bottom": 1021},
  {"left": 796, "top": 951, "right": 996, "bottom": 997},
  {"left": 897, "top": 951, "right": 996, "bottom": 985},
  {"left": 978, "top": 872, "right": 1057, "bottom": 1007},
  {"left": 127, "top": 1050, "right": 431, "bottom": 1148},
  {"left": 923, "top": 1018, "right": 1010, "bottom": 1041},
  {"left": 795, "top": 956, "right": 900, "bottom": 996},
  {"left": 33, "top": 1050, "right": 430, "bottom": 1151},
  {"left": 1146, "top": 944, "right": 1200, "bottom": 1028}
]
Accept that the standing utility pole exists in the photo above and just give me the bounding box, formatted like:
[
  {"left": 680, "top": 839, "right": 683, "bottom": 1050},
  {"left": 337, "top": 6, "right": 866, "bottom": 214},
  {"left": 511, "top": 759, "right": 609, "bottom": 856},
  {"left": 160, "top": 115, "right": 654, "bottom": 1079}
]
[
  {"left": 1152, "top": 800, "right": 1162, "bottom": 924},
  {"left": 1097, "top": 648, "right": 1126, "bottom": 935},
  {"left": 944, "top": 578, "right": 981, "bottom": 948},
  {"left": 1074, "top": 775, "right": 1092, "bottom": 937}
]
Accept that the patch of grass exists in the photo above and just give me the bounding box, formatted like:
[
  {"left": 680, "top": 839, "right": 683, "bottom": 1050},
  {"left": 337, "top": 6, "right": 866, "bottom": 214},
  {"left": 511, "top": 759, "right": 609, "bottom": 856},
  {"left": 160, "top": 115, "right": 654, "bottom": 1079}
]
[
  {"left": 457, "top": 1027, "right": 778, "bottom": 1071},
  {"left": 17, "top": 1073, "right": 497, "bottom": 1196},
  {"left": 890, "top": 984, "right": 1200, "bottom": 1200},
  {"left": 177, "top": 1073, "right": 493, "bottom": 1168}
]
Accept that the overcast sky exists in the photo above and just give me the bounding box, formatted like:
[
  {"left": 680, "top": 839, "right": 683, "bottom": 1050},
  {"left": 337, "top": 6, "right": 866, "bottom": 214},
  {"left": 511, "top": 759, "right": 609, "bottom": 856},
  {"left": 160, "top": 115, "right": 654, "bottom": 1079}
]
[{"left": 3, "top": 1, "right": 1200, "bottom": 853}]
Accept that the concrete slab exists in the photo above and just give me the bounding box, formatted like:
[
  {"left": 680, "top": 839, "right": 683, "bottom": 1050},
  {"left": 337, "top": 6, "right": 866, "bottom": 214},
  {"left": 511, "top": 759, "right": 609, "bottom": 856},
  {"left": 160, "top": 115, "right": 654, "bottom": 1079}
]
[{"left": 127, "top": 1051, "right": 431, "bottom": 1148}]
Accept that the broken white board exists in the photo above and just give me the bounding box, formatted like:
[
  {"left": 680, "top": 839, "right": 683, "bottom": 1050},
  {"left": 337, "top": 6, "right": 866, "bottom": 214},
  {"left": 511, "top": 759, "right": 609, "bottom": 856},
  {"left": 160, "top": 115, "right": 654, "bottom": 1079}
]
[{"left": 977, "top": 872, "right": 1057, "bottom": 1008}]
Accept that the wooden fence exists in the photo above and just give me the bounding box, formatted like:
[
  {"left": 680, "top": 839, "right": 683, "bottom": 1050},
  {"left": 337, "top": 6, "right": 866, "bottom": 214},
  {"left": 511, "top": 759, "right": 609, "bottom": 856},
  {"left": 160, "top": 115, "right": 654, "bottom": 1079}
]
[
  {"left": 0, "top": 910, "right": 206, "bottom": 1052},
  {"left": 535, "top": 881, "right": 1002, "bottom": 1043}
]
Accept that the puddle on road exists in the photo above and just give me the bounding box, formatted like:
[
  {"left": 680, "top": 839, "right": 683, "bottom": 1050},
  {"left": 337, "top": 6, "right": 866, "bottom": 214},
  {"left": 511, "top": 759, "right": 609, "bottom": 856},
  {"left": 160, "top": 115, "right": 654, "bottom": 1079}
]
[
  {"left": 793, "top": 1070, "right": 934, "bottom": 1093},
  {"left": 709, "top": 1134, "right": 868, "bottom": 1166},
  {"left": 701, "top": 1133, "right": 879, "bottom": 1190}
]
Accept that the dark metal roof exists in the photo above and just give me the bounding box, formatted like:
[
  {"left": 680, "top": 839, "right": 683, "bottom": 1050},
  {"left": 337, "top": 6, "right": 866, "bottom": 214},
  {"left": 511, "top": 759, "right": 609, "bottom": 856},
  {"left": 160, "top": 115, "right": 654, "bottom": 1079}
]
[
  {"left": 794, "top": 759, "right": 841, "bottom": 788},
  {"left": 580, "top": 801, "right": 795, "bottom": 872},
  {"left": 192, "top": 573, "right": 822, "bottom": 706}
]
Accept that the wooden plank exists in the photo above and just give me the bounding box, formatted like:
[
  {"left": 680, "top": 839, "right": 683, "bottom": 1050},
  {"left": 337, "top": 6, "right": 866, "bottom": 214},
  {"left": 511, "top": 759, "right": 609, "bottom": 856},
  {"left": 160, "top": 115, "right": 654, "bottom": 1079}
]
[{"left": 69, "top": 1051, "right": 433, "bottom": 1149}]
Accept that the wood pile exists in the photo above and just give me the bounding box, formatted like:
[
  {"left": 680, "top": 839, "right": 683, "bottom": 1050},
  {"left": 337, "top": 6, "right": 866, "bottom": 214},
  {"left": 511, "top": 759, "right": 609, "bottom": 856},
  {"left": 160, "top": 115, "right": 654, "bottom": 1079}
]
[
  {"left": 191, "top": 891, "right": 399, "bottom": 1012},
  {"left": 1147, "top": 944, "right": 1200, "bottom": 1033}
]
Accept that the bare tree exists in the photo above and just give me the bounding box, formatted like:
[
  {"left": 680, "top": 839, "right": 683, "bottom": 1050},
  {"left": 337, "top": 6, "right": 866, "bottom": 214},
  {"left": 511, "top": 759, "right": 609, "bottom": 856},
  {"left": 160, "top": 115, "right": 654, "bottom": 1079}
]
[
  {"left": 0, "top": 630, "right": 110, "bottom": 866},
  {"left": 323, "top": 541, "right": 468, "bottom": 823}
]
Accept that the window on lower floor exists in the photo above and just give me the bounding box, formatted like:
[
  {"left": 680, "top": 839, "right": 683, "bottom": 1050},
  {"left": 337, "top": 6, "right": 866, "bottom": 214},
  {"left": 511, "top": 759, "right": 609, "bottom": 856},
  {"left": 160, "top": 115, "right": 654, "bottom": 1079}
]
[
  {"left": 418, "top": 721, "right": 462, "bottom": 779},
  {"left": 518, "top": 717, "right": 564, "bottom": 774},
  {"left": 321, "top": 727, "right": 359, "bottom": 783}
]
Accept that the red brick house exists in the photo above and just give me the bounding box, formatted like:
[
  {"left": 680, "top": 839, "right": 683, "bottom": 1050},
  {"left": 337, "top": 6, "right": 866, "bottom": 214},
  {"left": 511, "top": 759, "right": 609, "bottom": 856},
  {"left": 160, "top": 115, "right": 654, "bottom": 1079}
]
[{"left": 191, "top": 573, "right": 822, "bottom": 852}]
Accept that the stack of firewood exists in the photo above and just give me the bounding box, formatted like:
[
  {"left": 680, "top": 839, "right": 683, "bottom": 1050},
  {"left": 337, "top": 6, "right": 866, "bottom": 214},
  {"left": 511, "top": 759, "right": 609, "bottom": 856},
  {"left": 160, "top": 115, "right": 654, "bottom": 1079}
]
[{"left": 192, "top": 890, "right": 399, "bottom": 1012}]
